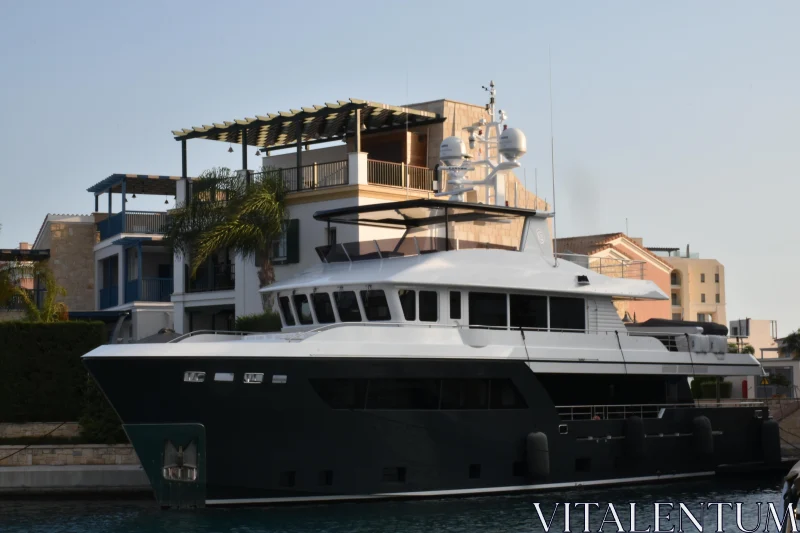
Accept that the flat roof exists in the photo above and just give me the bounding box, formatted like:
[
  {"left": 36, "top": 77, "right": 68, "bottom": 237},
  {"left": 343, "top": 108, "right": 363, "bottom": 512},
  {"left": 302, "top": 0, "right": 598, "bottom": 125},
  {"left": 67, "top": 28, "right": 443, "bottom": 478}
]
[
  {"left": 172, "top": 99, "right": 444, "bottom": 150},
  {"left": 0, "top": 249, "right": 50, "bottom": 261},
  {"left": 87, "top": 173, "right": 184, "bottom": 196},
  {"left": 313, "top": 199, "right": 545, "bottom": 229}
]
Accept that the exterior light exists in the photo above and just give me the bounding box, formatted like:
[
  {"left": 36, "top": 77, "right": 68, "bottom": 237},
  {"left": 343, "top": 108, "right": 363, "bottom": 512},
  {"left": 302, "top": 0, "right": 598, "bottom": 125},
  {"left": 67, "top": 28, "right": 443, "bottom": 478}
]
[
  {"left": 255, "top": 149, "right": 261, "bottom": 156},
  {"left": 164, "top": 195, "right": 169, "bottom": 205},
  {"left": 131, "top": 193, "right": 136, "bottom": 199},
  {"left": 228, "top": 145, "right": 234, "bottom": 153}
]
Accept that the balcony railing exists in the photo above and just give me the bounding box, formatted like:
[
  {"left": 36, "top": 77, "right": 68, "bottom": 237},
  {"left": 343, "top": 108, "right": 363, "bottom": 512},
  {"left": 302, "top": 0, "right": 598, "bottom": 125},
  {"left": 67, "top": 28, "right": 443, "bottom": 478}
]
[
  {"left": 555, "top": 253, "right": 645, "bottom": 280},
  {"left": 97, "top": 211, "right": 169, "bottom": 241},
  {"left": 1, "top": 289, "right": 45, "bottom": 311},
  {"left": 367, "top": 160, "right": 434, "bottom": 190},
  {"left": 99, "top": 286, "right": 119, "bottom": 309},
  {"left": 124, "top": 277, "right": 174, "bottom": 303},
  {"left": 186, "top": 264, "right": 235, "bottom": 293}
]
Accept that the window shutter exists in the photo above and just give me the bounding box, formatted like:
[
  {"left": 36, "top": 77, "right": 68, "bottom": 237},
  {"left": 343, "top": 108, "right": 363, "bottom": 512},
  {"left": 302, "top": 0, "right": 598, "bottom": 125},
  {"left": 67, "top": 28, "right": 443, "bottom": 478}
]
[{"left": 286, "top": 219, "right": 300, "bottom": 264}]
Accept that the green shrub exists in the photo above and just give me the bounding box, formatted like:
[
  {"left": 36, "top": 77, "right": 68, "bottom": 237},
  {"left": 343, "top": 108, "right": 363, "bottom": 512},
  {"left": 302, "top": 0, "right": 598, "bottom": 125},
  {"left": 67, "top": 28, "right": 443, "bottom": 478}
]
[
  {"left": 234, "top": 311, "right": 282, "bottom": 332},
  {"left": 0, "top": 321, "right": 106, "bottom": 422},
  {"left": 693, "top": 379, "right": 732, "bottom": 399}
]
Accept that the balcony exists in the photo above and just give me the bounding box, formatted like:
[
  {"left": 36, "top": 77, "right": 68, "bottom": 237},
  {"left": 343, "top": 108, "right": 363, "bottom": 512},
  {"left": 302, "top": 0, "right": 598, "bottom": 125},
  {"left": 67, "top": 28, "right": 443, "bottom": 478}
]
[
  {"left": 124, "top": 277, "right": 174, "bottom": 303},
  {"left": 97, "top": 211, "right": 169, "bottom": 241},
  {"left": 186, "top": 263, "right": 235, "bottom": 293},
  {"left": 252, "top": 159, "right": 435, "bottom": 194}
]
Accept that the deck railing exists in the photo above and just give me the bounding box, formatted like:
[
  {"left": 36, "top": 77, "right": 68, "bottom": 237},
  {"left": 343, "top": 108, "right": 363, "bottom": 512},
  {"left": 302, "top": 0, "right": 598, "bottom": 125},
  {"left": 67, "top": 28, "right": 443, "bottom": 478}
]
[
  {"left": 253, "top": 160, "right": 349, "bottom": 193},
  {"left": 97, "top": 211, "right": 169, "bottom": 241},
  {"left": 556, "top": 401, "right": 766, "bottom": 421},
  {"left": 124, "top": 277, "right": 173, "bottom": 303},
  {"left": 367, "top": 160, "right": 434, "bottom": 190},
  {"left": 555, "top": 253, "right": 645, "bottom": 280}
]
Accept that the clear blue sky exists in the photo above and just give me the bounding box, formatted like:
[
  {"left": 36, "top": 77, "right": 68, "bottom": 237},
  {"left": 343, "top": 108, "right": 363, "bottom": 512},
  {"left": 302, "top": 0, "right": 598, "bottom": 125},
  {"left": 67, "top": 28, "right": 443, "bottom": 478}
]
[{"left": 1, "top": 1, "right": 798, "bottom": 335}]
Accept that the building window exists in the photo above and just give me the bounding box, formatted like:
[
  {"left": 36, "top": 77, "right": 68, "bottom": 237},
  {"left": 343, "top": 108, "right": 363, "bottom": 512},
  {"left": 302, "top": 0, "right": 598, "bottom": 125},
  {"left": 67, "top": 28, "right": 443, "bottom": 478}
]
[
  {"left": 450, "top": 291, "right": 461, "bottom": 320},
  {"left": 672, "top": 313, "right": 682, "bottom": 321},
  {"left": 697, "top": 313, "right": 707, "bottom": 322},
  {"left": 398, "top": 289, "right": 416, "bottom": 321},
  {"left": 549, "top": 297, "right": 586, "bottom": 332},
  {"left": 419, "top": 291, "right": 438, "bottom": 322},
  {"left": 272, "top": 219, "right": 300, "bottom": 265},
  {"left": 701, "top": 294, "right": 706, "bottom": 303},
  {"left": 715, "top": 294, "right": 720, "bottom": 303},
  {"left": 279, "top": 296, "right": 295, "bottom": 326},
  {"left": 272, "top": 224, "right": 288, "bottom": 263},
  {"left": 715, "top": 273, "right": 719, "bottom": 283},
  {"left": 293, "top": 294, "right": 313, "bottom": 325},
  {"left": 700, "top": 273, "right": 706, "bottom": 283},
  {"left": 670, "top": 272, "right": 679, "bottom": 286},
  {"left": 311, "top": 293, "right": 336, "bottom": 324},
  {"left": 671, "top": 293, "right": 679, "bottom": 306},
  {"left": 732, "top": 326, "right": 739, "bottom": 336},
  {"left": 510, "top": 294, "right": 547, "bottom": 330},
  {"left": 334, "top": 291, "right": 362, "bottom": 322},
  {"left": 360, "top": 290, "right": 391, "bottom": 321},
  {"left": 469, "top": 292, "right": 507, "bottom": 328}
]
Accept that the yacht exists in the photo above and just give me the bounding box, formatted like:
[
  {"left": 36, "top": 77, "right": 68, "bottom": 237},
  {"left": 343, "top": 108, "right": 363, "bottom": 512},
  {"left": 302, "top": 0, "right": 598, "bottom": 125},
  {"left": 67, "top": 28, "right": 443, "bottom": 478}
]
[{"left": 82, "top": 95, "right": 777, "bottom": 508}]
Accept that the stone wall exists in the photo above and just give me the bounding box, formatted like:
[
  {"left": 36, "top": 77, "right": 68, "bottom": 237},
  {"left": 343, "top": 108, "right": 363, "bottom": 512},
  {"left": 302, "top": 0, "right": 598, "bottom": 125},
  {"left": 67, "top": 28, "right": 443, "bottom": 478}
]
[
  {"left": 0, "top": 422, "right": 81, "bottom": 439},
  {"left": 48, "top": 221, "right": 97, "bottom": 312},
  {"left": 0, "top": 444, "right": 139, "bottom": 467}
]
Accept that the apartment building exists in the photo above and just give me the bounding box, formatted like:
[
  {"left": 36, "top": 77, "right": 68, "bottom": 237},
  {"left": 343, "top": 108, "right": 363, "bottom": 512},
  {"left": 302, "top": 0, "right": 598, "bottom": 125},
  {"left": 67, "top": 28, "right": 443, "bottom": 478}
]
[
  {"left": 730, "top": 318, "right": 779, "bottom": 359},
  {"left": 649, "top": 245, "right": 727, "bottom": 325},
  {"left": 169, "top": 97, "right": 546, "bottom": 334}
]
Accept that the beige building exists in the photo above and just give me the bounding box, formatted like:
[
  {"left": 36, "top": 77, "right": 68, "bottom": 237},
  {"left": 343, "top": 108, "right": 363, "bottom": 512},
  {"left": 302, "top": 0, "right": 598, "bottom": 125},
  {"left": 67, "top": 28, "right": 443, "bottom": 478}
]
[{"left": 649, "top": 246, "right": 726, "bottom": 325}]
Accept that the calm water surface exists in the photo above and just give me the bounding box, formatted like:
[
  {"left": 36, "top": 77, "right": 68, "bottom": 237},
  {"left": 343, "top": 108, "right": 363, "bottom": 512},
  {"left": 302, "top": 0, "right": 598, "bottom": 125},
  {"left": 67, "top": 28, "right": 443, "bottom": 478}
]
[{"left": 0, "top": 477, "right": 785, "bottom": 533}]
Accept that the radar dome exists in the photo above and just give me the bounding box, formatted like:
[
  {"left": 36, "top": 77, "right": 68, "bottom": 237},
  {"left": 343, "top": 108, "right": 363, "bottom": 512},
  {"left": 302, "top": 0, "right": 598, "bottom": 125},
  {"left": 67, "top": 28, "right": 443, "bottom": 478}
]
[
  {"left": 498, "top": 128, "right": 527, "bottom": 162},
  {"left": 440, "top": 136, "right": 469, "bottom": 166}
]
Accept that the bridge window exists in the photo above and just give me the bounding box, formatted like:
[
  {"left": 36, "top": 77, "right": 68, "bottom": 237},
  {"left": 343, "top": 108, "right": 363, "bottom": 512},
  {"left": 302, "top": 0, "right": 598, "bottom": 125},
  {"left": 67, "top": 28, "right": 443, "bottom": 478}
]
[
  {"left": 334, "top": 291, "right": 362, "bottom": 322},
  {"left": 468, "top": 292, "right": 507, "bottom": 328},
  {"left": 398, "top": 289, "right": 416, "bottom": 321},
  {"left": 279, "top": 296, "right": 295, "bottom": 326},
  {"left": 510, "top": 294, "right": 547, "bottom": 330},
  {"left": 419, "top": 291, "right": 438, "bottom": 322},
  {"left": 360, "top": 290, "right": 391, "bottom": 321},
  {"left": 450, "top": 291, "right": 462, "bottom": 319},
  {"left": 311, "top": 293, "right": 336, "bottom": 324},
  {"left": 440, "top": 379, "right": 489, "bottom": 409},
  {"left": 549, "top": 297, "right": 586, "bottom": 332},
  {"left": 293, "top": 294, "right": 313, "bottom": 325},
  {"left": 366, "top": 379, "right": 439, "bottom": 410}
]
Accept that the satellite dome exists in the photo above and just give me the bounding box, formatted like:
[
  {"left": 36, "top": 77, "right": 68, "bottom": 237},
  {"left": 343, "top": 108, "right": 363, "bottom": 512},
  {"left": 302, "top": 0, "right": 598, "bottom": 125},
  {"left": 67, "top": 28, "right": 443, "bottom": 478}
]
[
  {"left": 440, "top": 136, "right": 469, "bottom": 166},
  {"left": 498, "top": 128, "right": 527, "bottom": 162}
]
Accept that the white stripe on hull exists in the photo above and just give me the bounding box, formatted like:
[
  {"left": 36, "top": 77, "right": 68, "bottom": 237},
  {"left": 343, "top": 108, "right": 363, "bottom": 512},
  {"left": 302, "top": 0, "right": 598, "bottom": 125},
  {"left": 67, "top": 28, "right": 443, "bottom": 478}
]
[{"left": 205, "top": 471, "right": 716, "bottom": 506}]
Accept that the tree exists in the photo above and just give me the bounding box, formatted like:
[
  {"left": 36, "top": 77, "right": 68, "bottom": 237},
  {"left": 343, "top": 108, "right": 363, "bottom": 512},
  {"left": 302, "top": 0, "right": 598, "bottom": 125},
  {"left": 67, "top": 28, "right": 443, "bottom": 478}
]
[
  {"left": 11, "top": 263, "right": 68, "bottom": 322},
  {"left": 782, "top": 330, "right": 800, "bottom": 359},
  {"left": 163, "top": 167, "right": 287, "bottom": 291},
  {"left": 727, "top": 342, "right": 755, "bottom": 354}
]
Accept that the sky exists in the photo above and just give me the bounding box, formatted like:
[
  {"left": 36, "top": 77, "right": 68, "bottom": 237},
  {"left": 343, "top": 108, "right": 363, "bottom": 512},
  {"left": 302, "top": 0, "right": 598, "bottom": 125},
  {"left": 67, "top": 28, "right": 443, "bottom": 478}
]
[{"left": 0, "top": 1, "right": 798, "bottom": 335}]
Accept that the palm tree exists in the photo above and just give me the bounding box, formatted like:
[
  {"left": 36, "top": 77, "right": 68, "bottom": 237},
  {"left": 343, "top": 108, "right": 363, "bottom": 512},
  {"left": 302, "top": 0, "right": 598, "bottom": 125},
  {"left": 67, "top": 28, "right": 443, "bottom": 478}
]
[
  {"left": 782, "top": 330, "right": 800, "bottom": 359},
  {"left": 13, "top": 263, "right": 68, "bottom": 322},
  {"left": 163, "top": 167, "right": 287, "bottom": 292}
]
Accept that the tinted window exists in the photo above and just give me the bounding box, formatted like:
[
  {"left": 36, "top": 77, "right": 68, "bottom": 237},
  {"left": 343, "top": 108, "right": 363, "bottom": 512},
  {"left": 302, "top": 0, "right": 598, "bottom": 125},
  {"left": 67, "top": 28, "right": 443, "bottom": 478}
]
[
  {"left": 469, "top": 292, "right": 507, "bottom": 328},
  {"left": 279, "top": 296, "right": 295, "bottom": 326},
  {"left": 334, "top": 291, "right": 362, "bottom": 322},
  {"left": 419, "top": 291, "right": 438, "bottom": 322},
  {"left": 311, "top": 293, "right": 336, "bottom": 324},
  {"left": 367, "top": 379, "right": 440, "bottom": 410},
  {"left": 310, "top": 379, "right": 367, "bottom": 409},
  {"left": 293, "top": 294, "right": 313, "bottom": 325},
  {"left": 441, "top": 379, "right": 489, "bottom": 409},
  {"left": 450, "top": 291, "right": 461, "bottom": 319},
  {"left": 489, "top": 379, "right": 527, "bottom": 409},
  {"left": 549, "top": 297, "right": 585, "bottom": 332},
  {"left": 360, "top": 290, "right": 391, "bottom": 321},
  {"left": 399, "top": 290, "right": 416, "bottom": 321},
  {"left": 510, "top": 294, "right": 547, "bottom": 330}
]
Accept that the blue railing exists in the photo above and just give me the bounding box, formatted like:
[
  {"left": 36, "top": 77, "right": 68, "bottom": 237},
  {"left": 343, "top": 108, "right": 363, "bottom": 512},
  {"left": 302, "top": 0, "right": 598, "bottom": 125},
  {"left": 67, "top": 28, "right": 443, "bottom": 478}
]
[
  {"left": 124, "top": 277, "right": 174, "bottom": 303},
  {"left": 99, "top": 286, "right": 118, "bottom": 309},
  {"left": 97, "top": 211, "right": 169, "bottom": 241}
]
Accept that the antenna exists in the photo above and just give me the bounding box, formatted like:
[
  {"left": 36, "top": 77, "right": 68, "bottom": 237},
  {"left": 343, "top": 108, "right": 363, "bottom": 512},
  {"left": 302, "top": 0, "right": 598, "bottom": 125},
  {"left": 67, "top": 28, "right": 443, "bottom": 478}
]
[
  {"left": 625, "top": 218, "right": 629, "bottom": 235},
  {"left": 549, "top": 46, "right": 558, "bottom": 266},
  {"left": 523, "top": 168, "right": 528, "bottom": 209},
  {"left": 535, "top": 168, "right": 538, "bottom": 210}
]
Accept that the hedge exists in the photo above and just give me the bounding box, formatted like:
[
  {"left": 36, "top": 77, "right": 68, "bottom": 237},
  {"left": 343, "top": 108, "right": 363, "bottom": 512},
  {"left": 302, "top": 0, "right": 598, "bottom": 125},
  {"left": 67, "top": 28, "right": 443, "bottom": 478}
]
[
  {"left": 690, "top": 376, "right": 732, "bottom": 399},
  {"left": 234, "top": 311, "right": 282, "bottom": 332}
]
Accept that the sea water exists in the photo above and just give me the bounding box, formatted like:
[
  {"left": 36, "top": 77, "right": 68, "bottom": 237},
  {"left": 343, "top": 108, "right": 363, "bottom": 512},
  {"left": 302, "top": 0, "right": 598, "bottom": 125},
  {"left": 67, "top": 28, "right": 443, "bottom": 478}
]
[{"left": 0, "top": 477, "right": 785, "bottom": 533}]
